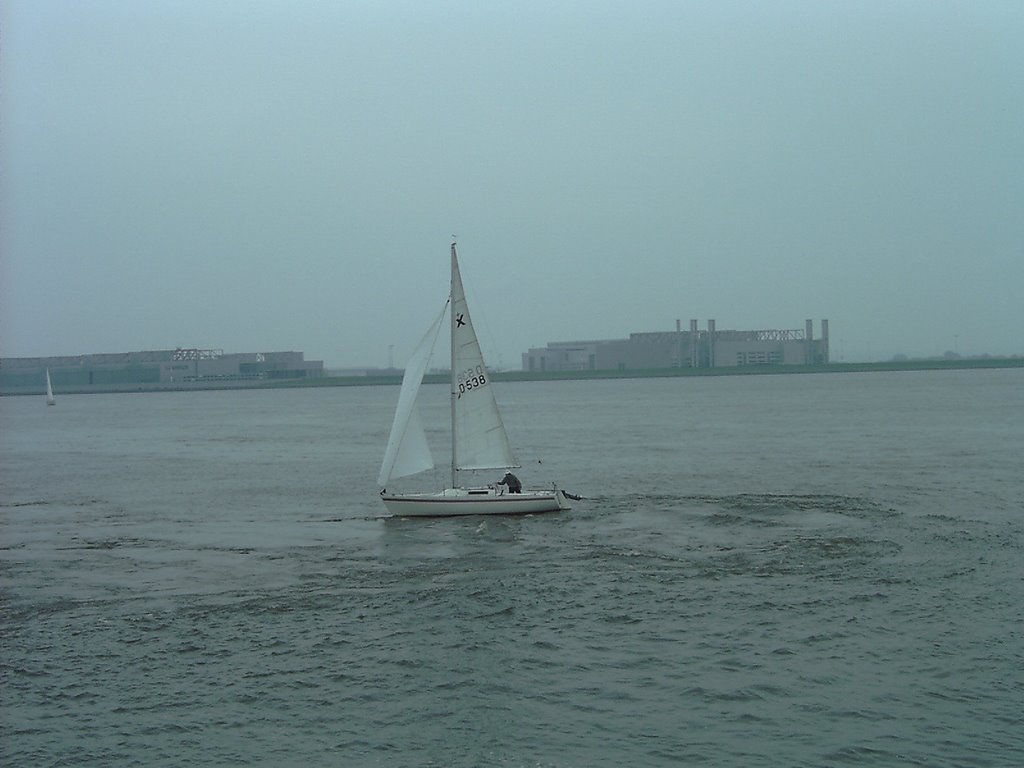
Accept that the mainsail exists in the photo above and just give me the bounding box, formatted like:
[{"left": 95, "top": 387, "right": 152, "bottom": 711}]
[
  {"left": 377, "top": 301, "right": 447, "bottom": 486},
  {"left": 450, "top": 247, "right": 517, "bottom": 474}
]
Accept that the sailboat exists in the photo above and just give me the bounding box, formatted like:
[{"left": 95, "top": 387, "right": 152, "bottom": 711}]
[
  {"left": 378, "top": 242, "right": 571, "bottom": 517},
  {"left": 45, "top": 368, "right": 56, "bottom": 406}
]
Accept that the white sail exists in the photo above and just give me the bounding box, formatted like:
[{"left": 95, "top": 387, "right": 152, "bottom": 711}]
[
  {"left": 450, "top": 246, "right": 517, "bottom": 473},
  {"left": 45, "top": 368, "right": 55, "bottom": 406},
  {"left": 377, "top": 302, "right": 448, "bottom": 486}
]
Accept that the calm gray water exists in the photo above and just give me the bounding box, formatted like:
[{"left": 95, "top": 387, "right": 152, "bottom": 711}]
[{"left": 2, "top": 370, "right": 1022, "bottom": 767}]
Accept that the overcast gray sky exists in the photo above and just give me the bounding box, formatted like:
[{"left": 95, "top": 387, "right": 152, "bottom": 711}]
[{"left": 2, "top": 0, "right": 1022, "bottom": 368}]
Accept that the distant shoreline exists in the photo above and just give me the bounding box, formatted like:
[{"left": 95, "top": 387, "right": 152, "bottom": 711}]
[{"left": 4, "top": 357, "right": 1021, "bottom": 397}]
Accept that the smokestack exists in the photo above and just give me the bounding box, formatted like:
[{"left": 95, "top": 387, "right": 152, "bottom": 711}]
[
  {"left": 805, "top": 319, "right": 814, "bottom": 364},
  {"left": 690, "top": 319, "right": 699, "bottom": 368},
  {"left": 708, "top": 319, "right": 716, "bottom": 368},
  {"left": 821, "top": 319, "right": 829, "bottom": 363}
]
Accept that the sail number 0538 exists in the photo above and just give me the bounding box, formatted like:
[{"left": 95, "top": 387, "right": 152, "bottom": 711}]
[{"left": 457, "top": 366, "right": 487, "bottom": 395}]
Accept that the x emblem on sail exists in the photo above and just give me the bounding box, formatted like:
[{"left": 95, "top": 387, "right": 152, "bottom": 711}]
[{"left": 456, "top": 313, "right": 466, "bottom": 328}]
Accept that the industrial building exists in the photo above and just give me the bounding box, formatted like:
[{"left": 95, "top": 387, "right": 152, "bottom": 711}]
[
  {"left": 0, "top": 349, "right": 324, "bottom": 393},
  {"left": 523, "top": 319, "right": 829, "bottom": 372}
]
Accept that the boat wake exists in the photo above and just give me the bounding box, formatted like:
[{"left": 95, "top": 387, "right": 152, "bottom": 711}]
[{"left": 593, "top": 491, "right": 895, "bottom": 521}]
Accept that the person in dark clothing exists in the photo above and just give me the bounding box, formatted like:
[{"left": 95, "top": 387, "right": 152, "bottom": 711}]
[{"left": 497, "top": 471, "right": 522, "bottom": 494}]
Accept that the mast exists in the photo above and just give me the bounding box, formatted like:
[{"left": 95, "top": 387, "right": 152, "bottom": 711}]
[{"left": 450, "top": 241, "right": 458, "bottom": 489}]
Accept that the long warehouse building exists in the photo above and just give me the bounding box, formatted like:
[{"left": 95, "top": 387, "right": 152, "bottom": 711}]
[
  {"left": 523, "top": 319, "right": 829, "bottom": 372},
  {"left": 1, "top": 349, "right": 323, "bottom": 393}
]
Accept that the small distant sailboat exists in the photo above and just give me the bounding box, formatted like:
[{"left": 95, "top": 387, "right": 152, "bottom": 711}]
[
  {"left": 378, "top": 242, "right": 571, "bottom": 517},
  {"left": 45, "top": 368, "right": 56, "bottom": 406}
]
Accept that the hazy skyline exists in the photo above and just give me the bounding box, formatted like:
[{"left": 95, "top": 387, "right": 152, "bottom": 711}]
[{"left": 2, "top": 0, "right": 1022, "bottom": 368}]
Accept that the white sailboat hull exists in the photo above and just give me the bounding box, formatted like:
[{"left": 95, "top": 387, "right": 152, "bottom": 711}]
[{"left": 381, "top": 487, "right": 570, "bottom": 517}]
